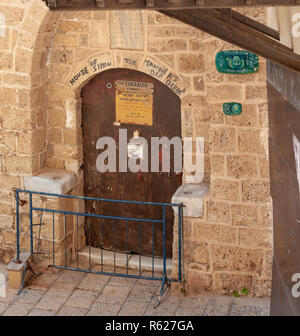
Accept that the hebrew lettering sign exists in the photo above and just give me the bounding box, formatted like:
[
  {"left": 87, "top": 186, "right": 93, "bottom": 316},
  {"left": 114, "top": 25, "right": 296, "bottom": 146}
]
[{"left": 115, "top": 80, "right": 154, "bottom": 126}]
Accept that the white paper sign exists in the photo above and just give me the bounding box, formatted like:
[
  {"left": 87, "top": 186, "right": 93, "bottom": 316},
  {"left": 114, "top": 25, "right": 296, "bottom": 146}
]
[{"left": 128, "top": 143, "right": 144, "bottom": 160}]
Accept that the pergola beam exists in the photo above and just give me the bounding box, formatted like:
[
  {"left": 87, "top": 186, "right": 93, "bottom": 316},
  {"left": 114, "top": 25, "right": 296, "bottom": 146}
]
[
  {"left": 230, "top": 9, "right": 280, "bottom": 40},
  {"left": 44, "top": 0, "right": 300, "bottom": 11}
]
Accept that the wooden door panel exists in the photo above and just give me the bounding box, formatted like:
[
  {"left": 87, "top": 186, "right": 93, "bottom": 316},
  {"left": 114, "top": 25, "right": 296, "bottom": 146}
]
[
  {"left": 81, "top": 68, "right": 181, "bottom": 257},
  {"left": 268, "top": 61, "right": 300, "bottom": 315}
]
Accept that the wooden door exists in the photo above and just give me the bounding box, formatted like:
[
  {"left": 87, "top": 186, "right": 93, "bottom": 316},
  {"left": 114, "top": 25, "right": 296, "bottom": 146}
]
[
  {"left": 81, "top": 68, "right": 181, "bottom": 258},
  {"left": 268, "top": 61, "right": 300, "bottom": 315}
]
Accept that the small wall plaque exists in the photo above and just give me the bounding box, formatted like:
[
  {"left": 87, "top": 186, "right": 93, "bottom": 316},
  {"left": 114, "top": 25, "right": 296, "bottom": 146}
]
[
  {"left": 216, "top": 50, "right": 259, "bottom": 74},
  {"left": 223, "top": 103, "right": 242, "bottom": 116}
]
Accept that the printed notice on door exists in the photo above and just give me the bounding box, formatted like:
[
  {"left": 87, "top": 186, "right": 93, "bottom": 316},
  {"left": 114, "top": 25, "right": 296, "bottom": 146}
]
[
  {"left": 128, "top": 143, "right": 144, "bottom": 159},
  {"left": 115, "top": 80, "right": 154, "bottom": 126}
]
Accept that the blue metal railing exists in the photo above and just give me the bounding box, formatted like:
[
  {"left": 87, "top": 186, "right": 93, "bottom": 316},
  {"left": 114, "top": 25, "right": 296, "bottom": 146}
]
[{"left": 14, "top": 188, "right": 184, "bottom": 301}]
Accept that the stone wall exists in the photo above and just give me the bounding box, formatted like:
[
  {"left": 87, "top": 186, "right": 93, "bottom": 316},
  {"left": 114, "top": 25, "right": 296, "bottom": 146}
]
[{"left": 0, "top": 0, "right": 272, "bottom": 296}]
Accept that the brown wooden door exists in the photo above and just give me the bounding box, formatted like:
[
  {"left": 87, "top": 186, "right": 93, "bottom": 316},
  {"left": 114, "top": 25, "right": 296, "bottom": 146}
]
[
  {"left": 268, "top": 61, "right": 300, "bottom": 315},
  {"left": 81, "top": 68, "right": 181, "bottom": 258}
]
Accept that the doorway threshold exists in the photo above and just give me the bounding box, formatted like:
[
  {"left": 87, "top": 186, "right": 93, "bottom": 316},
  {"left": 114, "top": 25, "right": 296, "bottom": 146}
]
[{"left": 78, "top": 246, "right": 172, "bottom": 273}]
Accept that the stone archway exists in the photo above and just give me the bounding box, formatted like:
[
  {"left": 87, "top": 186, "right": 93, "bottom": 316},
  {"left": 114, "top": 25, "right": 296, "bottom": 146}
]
[
  {"left": 0, "top": 0, "right": 52, "bottom": 263},
  {"left": 49, "top": 51, "right": 197, "bottom": 183},
  {"left": 10, "top": 0, "right": 52, "bottom": 176}
]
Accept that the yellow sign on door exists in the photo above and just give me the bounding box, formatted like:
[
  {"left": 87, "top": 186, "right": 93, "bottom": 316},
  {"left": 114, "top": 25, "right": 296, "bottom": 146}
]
[{"left": 115, "top": 80, "right": 154, "bottom": 126}]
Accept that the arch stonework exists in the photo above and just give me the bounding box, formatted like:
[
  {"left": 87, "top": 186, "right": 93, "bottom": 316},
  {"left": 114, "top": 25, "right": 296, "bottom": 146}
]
[
  {"left": 49, "top": 51, "right": 194, "bottom": 181},
  {"left": 67, "top": 51, "right": 190, "bottom": 97},
  {"left": 0, "top": 0, "right": 52, "bottom": 263},
  {"left": 3, "top": 0, "right": 52, "bottom": 177}
]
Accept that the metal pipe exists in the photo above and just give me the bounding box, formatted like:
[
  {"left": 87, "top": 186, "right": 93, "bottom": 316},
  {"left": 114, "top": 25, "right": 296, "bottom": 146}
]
[
  {"left": 76, "top": 215, "right": 79, "bottom": 269},
  {"left": 139, "top": 222, "right": 141, "bottom": 276},
  {"left": 178, "top": 205, "right": 182, "bottom": 282},
  {"left": 163, "top": 206, "right": 166, "bottom": 277},
  {"left": 15, "top": 190, "right": 20, "bottom": 261},
  {"left": 14, "top": 188, "right": 182, "bottom": 207},
  {"left": 32, "top": 207, "right": 164, "bottom": 223},
  {"left": 126, "top": 219, "right": 129, "bottom": 275},
  {"left": 64, "top": 213, "right": 67, "bottom": 267},
  {"left": 152, "top": 222, "right": 154, "bottom": 278},
  {"left": 52, "top": 212, "right": 55, "bottom": 266},
  {"left": 181, "top": 203, "right": 185, "bottom": 282},
  {"left": 100, "top": 218, "right": 103, "bottom": 272},
  {"left": 29, "top": 192, "right": 33, "bottom": 255},
  {"left": 51, "top": 265, "right": 162, "bottom": 281}
]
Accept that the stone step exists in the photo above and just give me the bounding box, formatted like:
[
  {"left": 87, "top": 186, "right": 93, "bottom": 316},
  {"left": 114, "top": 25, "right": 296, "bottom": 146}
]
[{"left": 78, "top": 246, "right": 172, "bottom": 273}]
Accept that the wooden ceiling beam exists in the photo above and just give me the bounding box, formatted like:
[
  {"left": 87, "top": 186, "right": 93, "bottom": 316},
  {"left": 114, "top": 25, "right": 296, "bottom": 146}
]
[
  {"left": 43, "top": 0, "right": 300, "bottom": 11},
  {"left": 159, "top": 8, "right": 300, "bottom": 72},
  {"left": 230, "top": 9, "right": 280, "bottom": 40}
]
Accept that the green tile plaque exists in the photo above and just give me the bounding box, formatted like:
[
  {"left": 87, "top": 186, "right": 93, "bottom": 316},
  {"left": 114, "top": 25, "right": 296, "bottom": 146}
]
[
  {"left": 216, "top": 50, "right": 259, "bottom": 74},
  {"left": 223, "top": 103, "right": 242, "bottom": 116}
]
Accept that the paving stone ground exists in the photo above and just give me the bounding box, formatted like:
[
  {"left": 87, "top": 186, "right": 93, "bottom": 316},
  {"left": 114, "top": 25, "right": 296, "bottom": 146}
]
[{"left": 0, "top": 263, "right": 270, "bottom": 316}]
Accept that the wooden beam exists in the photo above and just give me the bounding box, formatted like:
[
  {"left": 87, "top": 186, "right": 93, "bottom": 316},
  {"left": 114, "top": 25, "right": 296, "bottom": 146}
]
[
  {"left": 43, "top": 0, "right": 300, "bottom": 10},
  {"left": 159, "top": 8, "right": 300, "bottom": 72},
  {"left": 230, "top": 9, "right": 280, "bottom": 40}
]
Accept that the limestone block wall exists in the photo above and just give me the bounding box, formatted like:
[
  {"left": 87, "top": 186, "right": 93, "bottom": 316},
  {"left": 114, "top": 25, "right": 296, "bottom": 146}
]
[
  {"left": 0, "top": 0, "right": 51, "bottom": 262},
  {"left": 0, "top": 0, "right": 272, "bottom": 297}
]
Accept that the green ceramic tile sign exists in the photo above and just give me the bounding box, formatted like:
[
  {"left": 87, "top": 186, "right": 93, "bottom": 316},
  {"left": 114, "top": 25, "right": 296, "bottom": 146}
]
[
  {"left": 216, "top": 50, "right": 259, "bottom": 74},
  {"left": 223, "top": 103, "right": 242, "bottom": 116}
]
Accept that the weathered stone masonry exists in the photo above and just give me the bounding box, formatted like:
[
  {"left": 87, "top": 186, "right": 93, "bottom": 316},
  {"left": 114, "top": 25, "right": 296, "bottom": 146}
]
[{"left": 0, "top": 0, "right": 272, "bottom": 296}]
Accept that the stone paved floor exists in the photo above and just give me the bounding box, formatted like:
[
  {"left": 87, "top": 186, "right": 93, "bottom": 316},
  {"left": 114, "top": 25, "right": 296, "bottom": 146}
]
[{"left": 0, "top": 263, "right": 270, "bottom": 316}]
